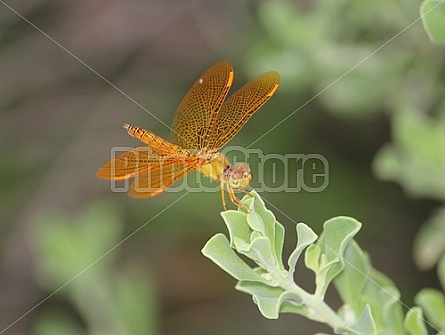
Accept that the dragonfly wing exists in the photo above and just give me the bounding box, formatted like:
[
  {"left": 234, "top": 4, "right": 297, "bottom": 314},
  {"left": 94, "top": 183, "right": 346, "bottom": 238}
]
[
  {"left": 129, "top": 158, "right": 198, "bottom": 197},
  {"left": 172, "top": 61, "right": 233, "bottom": 149},
  {"left": 208, "top": 71, "right": 280, "bottom": 150},
  {"left": 96, "top": 147, "right": 173, "bottom": 181}
]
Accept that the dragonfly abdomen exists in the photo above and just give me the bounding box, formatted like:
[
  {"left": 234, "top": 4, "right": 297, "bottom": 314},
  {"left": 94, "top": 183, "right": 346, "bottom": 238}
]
[{"left": 124, "top": 124, "right": 192, "bottom": 157}]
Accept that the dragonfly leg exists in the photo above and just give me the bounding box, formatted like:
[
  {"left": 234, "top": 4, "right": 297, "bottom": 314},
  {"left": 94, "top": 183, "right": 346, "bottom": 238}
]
[
  {"left": 241, "top": 189, "right": 258, "bottom": 202},
  {"left": 240, "top": 189, "right": 251, "bottom": 196},
  {"left": 227, "top": 186, "right": 250, "bottom": 213},
  {"left": 221, "top": 184, "right": 228, "bottom": 211}
]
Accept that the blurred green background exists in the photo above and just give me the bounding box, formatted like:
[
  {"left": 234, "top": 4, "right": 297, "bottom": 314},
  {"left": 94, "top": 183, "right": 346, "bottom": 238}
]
[{"left": 1, "top": 0, "right": 445, "bottom": 334}]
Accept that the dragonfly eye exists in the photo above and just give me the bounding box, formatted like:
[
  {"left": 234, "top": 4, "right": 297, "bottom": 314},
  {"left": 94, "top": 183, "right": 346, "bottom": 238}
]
[{"left": 225, "top": 163, "right": 252, "bottom": 189}]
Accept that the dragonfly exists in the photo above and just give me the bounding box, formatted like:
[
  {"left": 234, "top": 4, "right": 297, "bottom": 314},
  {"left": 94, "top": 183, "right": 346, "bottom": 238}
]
[{"left": 96, "top": 61, "right": 280, "bottom": 211}]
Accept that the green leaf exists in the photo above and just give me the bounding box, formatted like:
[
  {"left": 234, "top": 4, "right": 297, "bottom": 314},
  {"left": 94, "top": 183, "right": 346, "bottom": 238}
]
[
  {"left": 307, "top": 217, "right": 361, "bottom": 298},
  {"left": 245, "top": 191, "right": 286, "bottom": 271},
  {"left": 238, "top": 237, "right": 272, "bottom": 267},
  {"left": 32, "top": 202, "right": 123, "bottom": 290},
  {"left": 274, "top": 220, "right": 286, "bottom": 271},
  {"left": 373, "top": 108, "right": 445, "bottom": 200},
  {"left": 236, "top": 281, "right": 304, "bottom": 319},
  {"left": 404, "top": 307, "right": 428, "bottom": 335},
  {"left": 334, "top": 240, "right": 370, "bottom": 315},
  {"left": 415, "top": 288, "right": 445, "bottom": 330},
  {"left": 335, "top": 304, "right": 376, "bottom": 335},
  {"left": 364, "top": 270, "right": 405, "bottom": 334},
  {"left": 289, "top": 223, "right": 318, "bottom": 278},
  {"left": 321, "top": 217, "right": 362, "bottom": 262},
  {"left": 33, "top": 310, "right": 85, "bottom": 335},
  {"left": 201, "top": 233, "right": 265, "bottom": 282},
  {"left": 257, "top": 1, "right": 309, "bottom": 48},
  {"left": 248, "top": 192, "right": 277, "bottom": 237},
  {"left": 247, "top": 203, "right": 267, "bottom": 234},
  {"left": 337, "top": 240, "right": 406, "bottom": 334},
  {"left": 305, "top": 244, "right": 322, "bottom": 273},
  {"left": 413, "top": 207, "right": 445, "bottom": 270},
  {"left": 111, "top": 273, "right": 158, "bottom": 335},
  {"left": 221, "top": 210, "right": 250, "bottom": 248},
  {"left": 421, "top": 0, "right": 445, "bottom": 44}
]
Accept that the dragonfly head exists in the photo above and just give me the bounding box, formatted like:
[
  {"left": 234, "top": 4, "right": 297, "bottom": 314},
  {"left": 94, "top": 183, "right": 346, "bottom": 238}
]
[{"left": 224, "top": 163, "right": 252, "bottom": 189}]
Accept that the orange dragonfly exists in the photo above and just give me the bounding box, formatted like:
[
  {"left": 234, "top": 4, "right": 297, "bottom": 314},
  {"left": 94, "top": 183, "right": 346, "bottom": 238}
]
[{"left": 96, "top": 61, "right": 279, "bottom": 211}]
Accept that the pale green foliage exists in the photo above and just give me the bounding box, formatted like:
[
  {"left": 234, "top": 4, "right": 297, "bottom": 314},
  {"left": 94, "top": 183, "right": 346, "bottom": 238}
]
[
  {"left": 246, "top": 0, "right": 437, "bottom": 118},
  {"left": 421, "top": 0, "right": 445, "bottom": 44},
  {"left": 413, "top": 254, "right": 445, "bottom": 333},
  {"left": 203, "top": 191, "right": 445, "bottom": 335},
  {"left": 415, "top": 289, "right": 445, "bottom": 331},
  {"left": 31, "top": 202, "right": 158, "bottom": 335},
  {"left": 404, "top": 307, "right": 428, "bottom": 335},
  {"left": 413, "top": 208, "right": 445, "bottom": 270},
  {"left": 373, "top": 107, "right": 445, "bottom": 201},
  {"left": 373, "top": 104, "right": 445, "bottom": 275}
]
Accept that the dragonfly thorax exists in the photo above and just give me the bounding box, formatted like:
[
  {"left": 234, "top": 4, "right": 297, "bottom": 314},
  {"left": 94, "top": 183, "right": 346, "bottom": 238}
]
[
  {"left": 198, "top": 152, "right": 228, "bottom": 181},
  {"left": 198, "top": 153, "right": 252, "bottom": 190},
  {"left": 195, "top": 147, "right": 219, "bottom": 163}
]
